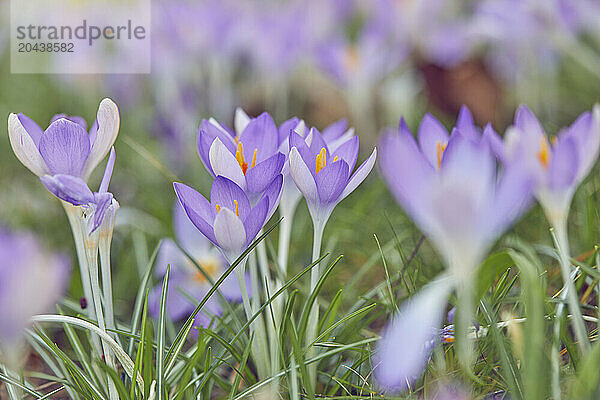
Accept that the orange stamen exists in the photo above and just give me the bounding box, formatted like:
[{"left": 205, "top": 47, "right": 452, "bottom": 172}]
[
  {"left": 235, "top": 142, "right": 249, "bottom": 174},
  {"left": 234, "top": 200, "right": 239, "bottom": 217},
  {"left": 315, "top": 148, "right": 327, "bottom": 174},
  {"left": 436, "top": 141, "right": 447, "bottom": 170},
  {"left": 251, "top": 149, "right": 257, "bottom": 169},
  {"left": 537, "top": 138, "right": 551, "bottom": 169},
  {"left": 216, "top": 204, "right": 221, "bottom": 213}
]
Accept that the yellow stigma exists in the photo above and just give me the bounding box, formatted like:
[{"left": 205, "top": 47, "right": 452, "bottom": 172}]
[
  {"left": 216, "top": 204, "right": 221, "bottom": 213},
  {"left": 537, "top": 138, "right": 551, "bottom": 169},
  {"left": 315, "top": 147, "right": 327, "bottom": 174},
  {"left": 234, "top": 200, "right": 239, "bottom": 217},
  {"left": 251, "top": 149, "right": 257, "bottom": 169},
  {"left": 436, "top": 141, "right": 447, "bottom": 170}
]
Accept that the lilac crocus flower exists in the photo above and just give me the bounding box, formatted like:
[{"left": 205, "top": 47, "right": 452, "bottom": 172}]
[
  {"left": 40, "top": 147, "right": 118, "bottom": 233},
  {"left": 7, "top": 98, "right": 120, "bottom": 181},
  {"left": 0, "top": 228, "right": 70, "bottom": 351},
  {"left": 376, "top": 110, "right": 533, "bottom": 392},
  {"left": 174, "top": 174, "right": 282, "bottom": 263},
  {"left": 149, "top": 202, "right": 246, "bottom": 328},
  {"left": 504, "top": 105, "right": 600, "bottom": 227},
  {"left": 288, "top": 127, "right": 377, "bottom": 233},
  {"left": 197, "top": 112, "right": 285, "bottom": 204}
]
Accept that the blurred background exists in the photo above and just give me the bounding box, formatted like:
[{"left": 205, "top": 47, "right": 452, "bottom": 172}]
[{"left": 1, "top": 0, "right": 600, "bottom": 318}]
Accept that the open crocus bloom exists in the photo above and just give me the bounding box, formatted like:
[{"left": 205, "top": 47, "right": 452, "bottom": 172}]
[
  {"left": 174, "top": 175, "right": 282, "bottom": 262},
  {"left": 7, "top": 98, "right": 120, "bottom": 181},
  {"left": 0, "top": 228, "right": 70, "bottom": 353},
  {"left": 504, "top": 104, "right": 600, "bottom": 225},
  {"left": 197, "top": 111, "right": 285, "bottom": 203},
  {"left": 288, "top": 127, "right": 377, "bottom": 231},
  {"left": 376, "top": 113, "right": 533, "bottom": 392},
  {"left": 149, "top": 202, "right": 246, "bottom": 328},
  {"left": 41, "top": 147, "right": 118, "bottom": 233}
]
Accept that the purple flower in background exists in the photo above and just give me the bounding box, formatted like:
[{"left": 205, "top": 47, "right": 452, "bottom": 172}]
[
  {"left": 149, "top": 202, "right": 246, "bottom": 328},
  {"left": 0, "top": 228, "right": 70, "bottom": 349},
  {"left": 41, "top": 147, "right": 118, "bottom": 233},
  {"left": 504, "top": 105, "right": 600, "bottom": 226},
  {"left": 288, "top": 127, "right": 377, "bottom": 232},
  {"left": 197, "top": 112, "right": 285, "bottom": 203},
  {"left": 376, "top": 109, "right": 533, "bottom": 392},
  {"left": 174, "top": 175, "right": 282, "bottom": 262},
  {"left": 8, "top": 98, "right": 120, "bottom": 181}
]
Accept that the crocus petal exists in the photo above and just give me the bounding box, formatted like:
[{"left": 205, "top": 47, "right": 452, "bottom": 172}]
[
  {"left": 482, "top": 124, "right": 505, "bottom": 162},
  {"left": 174, "top": 182, "right": 218, "bottom": 245},
  {"left": 418, "top": 113, "right": 449, "bottom": 168},
  {"left": 289, "top": 147, "right": 319, "bottom": 203},
  {"left": 98, "top": 147, "right": 116, "bottom": 193},
  {"left": 322, "top": 119, "right": 348, "bottom": 142},
  {"left": 340, "top": 148, "right": 377, "bottom": 201},
  {"left": 567, "top": 108, "right": 600, "bottom": 182},
  {"left": 278, "top": 117, "right": 300, "bottom": 147},
  {"left": 154, "top": 238, "right": 189, "bottom": 278},
  {"left": 261, "top": 174, "right": 284, "bottom": 220},
  {"left": 210, "top": 176, "right": 251, "bottom": 221},
  {"left": 316, "top": 160, "right": 349, "bottom": 204},
  {"left": 39, "top": 119, "right": 90, "bottom": 176},
  {"left": 7, "top": 113, "right": 50, "bottom": 176},
  {"left": 234, "top": 107, "right": 251, "bottom": 135},
  {"left": 327, "top": 127, "right": 355, "bottom": 153},
  {"left": 514, "top": 104, "right": 545, "bottom": 138},
  {"left": 456, "top": 105, "right": 479, "bottom": 141},
  {"left": 148, "top": 277, "right": 196, "bottom": 321},
  {"left": 289, "top": 131, "right": 315, "bottom": 175},
  {"left": 375, "top": 277, "right": 453, "bottom": 392},
  {"left": 51, "top": 114, "right": 87, "bottom": 130},
  {"left": 379, "top": 123, "right": 436, "bottom": 225},
  {"left": 174, "top": 202, "right": 211, "bottom": 258},
  {"left": 17, "top": 113, "right": 43, "bottom": 145},
  {"left": 246, "top": 153, "right": 285, "bottom": 196},
  {"left": 308, "top": 127, "right": 328, "bottom": 155},
  {"left": 239, "top": 112, "right": 279, "bottom": 163},
  {"left": 82, "top": 98, "right": 120, "bottom": 181},
  {"left": 547, "top": 136, "right": 578, "bottom": 190},
  {"left": 40, "top": 174, "right": 94, "bottom": 205},
  {"left": 331, "top": 135, "right": 359, "bottom": 172},
  {"left": 90, "top": 192, "right": 114, "bottom": 233},
  {"left": 243, "top": 196, "right": 269, "bottom": 246},
  {"left": 209, "top": 138, "right": 247, "bottom": 189},
  {"left": 214, "top": 208, "right": 247, "bottom": 257},
  {"left": 199, "top": 119, "right": 237, "bottom": 176}
]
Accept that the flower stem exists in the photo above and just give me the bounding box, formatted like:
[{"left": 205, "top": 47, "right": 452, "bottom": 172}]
[
  {"left": 99, "top": 225, "right": 118, "bottom": 346},
  {"left": 552, "top": 221, "right": 590, "bottom": 353},
  {"left": 454, "top": 277, "right": 474, "bottom": 373},
  {"left": 82, "top": 223, "right": 118, "bottom": 400},
  {"left": 277, "top": 210, "right": 294, "bottom": 277},
  {"left": 307, "top": 221, "right": 325, "bottom": 389}
]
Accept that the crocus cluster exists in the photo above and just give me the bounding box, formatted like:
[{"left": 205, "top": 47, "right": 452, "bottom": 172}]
[
  {"left": 376, "top": 106, "right": 534, "bottom": 392},
  {"left": 375, "top": 104, "right": 600, "bottom": 392},
  {"left": 0, "top": 228, "right": 70, "bottom": 360}
]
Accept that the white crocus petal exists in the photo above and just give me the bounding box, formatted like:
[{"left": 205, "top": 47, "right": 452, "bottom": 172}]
[
  {"left": 340, "top": 148, "right": 377, "bottom": 201},
  {"left": 82, "top": 98, "right": 120, "bottom": 181},
  {"left": 328, "top": 127, "right": 355, "bottom": 152},
  {"left": 375, "top": 276, "right": 454, "bottom": 392},
  {"left": 213, "top": 208, "right": 247, "bottom": 261},
  {"left": 7, "top": 113, "right": 50, "bottom": 176},
  {"left": 289, "top": 147, "right": 318, "bottom": 203},
  {"left": 209, "top": 138, "right": 247, "bottom": 189},
  {"left": 208, "top": 117, "right": 232, "bottom": 137},
  {"left": 293, "top": 120, "right": 306, "bottom": 137},
  {"left": 234, "top": 107, "right": 251, "bottom": 135}
]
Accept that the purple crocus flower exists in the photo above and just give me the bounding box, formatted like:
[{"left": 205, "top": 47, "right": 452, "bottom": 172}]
[
  {"left": 7, "top": 98, "right": 120, "bottom": 181},
  {"left": 0, "top": 228, "right": 70, "bottom": 349},
  {"left": 174, "top": 174, "right": 282, "bottom": 262},
  {"left": 376, "top": 109, "right": 534, "bottom": 392},
  {"left": 197, "top": 112, "right": 285, "bottom": 204},
  {"left": 504, "top": 105, "right": 600, "bottom": 226},
  {"left": 149, "top": 202, "right": 246, "bottom": 328},
  {"left": 40, "top": 147, "right": 118, "bottom": 233},
  {"left": 288, "top": 127, "right": 377, "bottom": 232}
]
